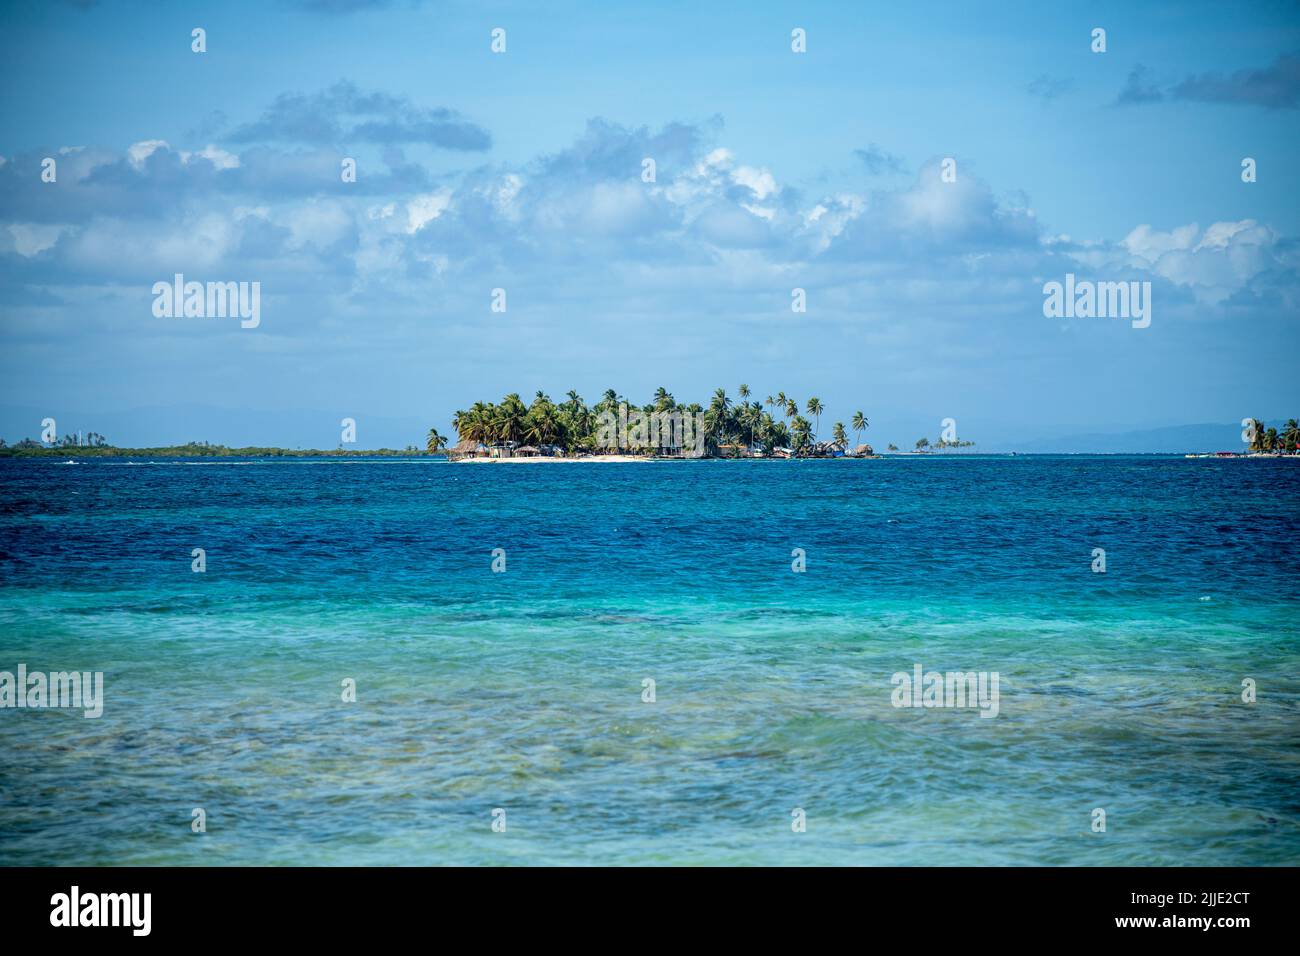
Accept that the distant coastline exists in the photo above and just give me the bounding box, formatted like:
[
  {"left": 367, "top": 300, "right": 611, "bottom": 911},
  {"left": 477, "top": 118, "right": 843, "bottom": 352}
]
[
  {"left": 4, "top": 446, "right": 1298, "bottom": 461},
  {"left": 1, "top": 411, "right": 1295, "bottom": 460},
  {"left": 0, "top": 443, "right": 419, "bottom": 459}
]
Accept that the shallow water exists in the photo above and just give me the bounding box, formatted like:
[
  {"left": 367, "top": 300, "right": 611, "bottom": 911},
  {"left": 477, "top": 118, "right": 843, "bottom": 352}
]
[{"left": 1, "top": 456, "right": 1297, "bottom": 865}]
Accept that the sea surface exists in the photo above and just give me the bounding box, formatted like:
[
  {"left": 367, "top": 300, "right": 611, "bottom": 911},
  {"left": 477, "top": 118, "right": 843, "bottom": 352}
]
[{"left": 1, "top": 455, "right": 1297, "bottom": 866}]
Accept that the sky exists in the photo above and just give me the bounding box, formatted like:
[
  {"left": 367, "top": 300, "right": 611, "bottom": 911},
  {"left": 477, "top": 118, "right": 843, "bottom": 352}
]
[{"left": 1, "top": 0, "right": 1298, "bottom": 449}]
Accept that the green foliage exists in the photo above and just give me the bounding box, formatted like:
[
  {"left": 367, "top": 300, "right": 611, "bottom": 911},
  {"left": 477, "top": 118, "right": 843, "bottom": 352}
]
[
  {"left": 0, "top": 442, "right": 420, "bottom": 458},
  {"left": 445, "top": 387, "right": 873, "bottom": 457}
]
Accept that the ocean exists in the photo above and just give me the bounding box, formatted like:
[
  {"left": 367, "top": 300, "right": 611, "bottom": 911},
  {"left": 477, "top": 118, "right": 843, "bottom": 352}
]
[{"left": 1, "top": 455, "right": 1297, "bottom": 865}]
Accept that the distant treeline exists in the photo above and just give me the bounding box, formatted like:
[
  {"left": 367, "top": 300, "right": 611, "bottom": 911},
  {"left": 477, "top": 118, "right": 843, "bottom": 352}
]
[{"left": 0, "top": 442, "right": 427, "bottom": 458}]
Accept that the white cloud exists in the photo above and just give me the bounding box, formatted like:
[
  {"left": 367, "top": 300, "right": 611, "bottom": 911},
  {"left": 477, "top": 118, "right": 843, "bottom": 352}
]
[
  {"left": 7, "top": 223, "right": 63, "bottom": 257},
  {"left": 1122, "top": 223, "right": 1200, "bottom": 260},
  {"left": 702, "top": 148, "right": 732, "bottom": 169},
  {"left": 1114, "top": 219, "right": 1285, "bottom": 302},
  {"left": 127, "top": 139, "right": 240, "bottom": 173},
  {"left": 5, "top": 119, "right": 1294, "bottom": 339},
  {"left": 479, "top": 173, "right": 522, "bottom": 219},
  {"left": 127, "top": 139, "right": 170, "bottom": 169},
  {"left": 406, "top": 190, "right": 452, "bottom": 233},
  {"left": 733, "top": 164, "right": 777, "bottom": 200},
  {"left": 182, "top": 145, "right": 240, "bottom": 170}
]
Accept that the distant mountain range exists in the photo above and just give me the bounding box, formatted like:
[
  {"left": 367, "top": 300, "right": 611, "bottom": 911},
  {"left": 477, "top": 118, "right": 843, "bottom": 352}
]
[{"left": 977, "top": 422, "right": 1256, "bottom": 454}]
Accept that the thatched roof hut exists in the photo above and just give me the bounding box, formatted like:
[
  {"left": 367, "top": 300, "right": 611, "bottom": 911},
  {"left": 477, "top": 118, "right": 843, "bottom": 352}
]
[{"left": 448, "top": 438, "right": 488, "bottom": 459}]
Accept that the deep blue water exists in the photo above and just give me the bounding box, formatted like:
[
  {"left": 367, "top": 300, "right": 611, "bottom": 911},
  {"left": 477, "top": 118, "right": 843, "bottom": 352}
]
[{"left": 1, "top": 455, "right": 1297, "bottom": 865}]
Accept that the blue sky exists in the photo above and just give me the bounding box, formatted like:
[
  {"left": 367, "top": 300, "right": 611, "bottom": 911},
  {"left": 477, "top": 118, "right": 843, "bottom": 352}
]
[{"left": 1, "top": 0, "right": 1297, "bottom": 449}]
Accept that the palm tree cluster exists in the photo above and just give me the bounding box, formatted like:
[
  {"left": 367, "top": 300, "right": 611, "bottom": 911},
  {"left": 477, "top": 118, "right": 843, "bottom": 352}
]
[
  {"left": 913, "top": 436, "right": 977, "bottom": 452},
  {"left": 1245, "top": 418, "right": 1300, "bottom": 454},
  {"left": 51, "top": 431, "right": 109, "bottom": 447},
  {"left": 444, "top": 386, "right": 873, "bottom": 457},
  {"left": 450, "top": 391, "right": 607, "bottom": 451}
]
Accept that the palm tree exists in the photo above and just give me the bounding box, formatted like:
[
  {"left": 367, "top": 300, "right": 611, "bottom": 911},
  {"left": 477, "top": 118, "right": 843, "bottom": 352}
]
[
  {"left": 1283, "top": 419, "right": 1299, "bottom": 454},
  {"left": 744, "top": 401, "right": 763, "bottom": 451},
  {"left": 707, "top": 388, "right": 731, "bottom": 448},
  {"left": 738, "top": 384, "right": 750, "bottom": 443},
  {"left": 594, "top": 389, "right": 619, "bottom": 417},
  {"left": 1247, "top": 418, "right": 1266, "bottom": 452},
  {"left": 453, "top": 402, "right": 494, "bottom": 443},
  {"left": 426, "top": 428, "right": 447, "bottom": 454},
  {"left": 915, "top": 437, "right": 929, "bottom": 451},
  {"left": 851, "top": 411, "right": 867, "bottom": 450},
  {"left": 832, "top": 422, "right": 847, "bottom": 448},
  {"left": 496, "top": 394, "right": 528, "bottom": 444},
  {"left": 791, "top": 416, "right": 812, "bottom": 455},
  {"left": 806, "top": 397, "right": 823, "bottom": 440},
  {"left": 525, "top": 397, "right": 562, "bottom": 445}
]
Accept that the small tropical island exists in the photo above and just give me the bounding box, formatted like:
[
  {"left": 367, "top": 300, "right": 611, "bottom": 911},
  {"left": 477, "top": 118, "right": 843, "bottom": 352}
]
[{"left": 441, "top": 386, "right": 957, "bottom": 460}]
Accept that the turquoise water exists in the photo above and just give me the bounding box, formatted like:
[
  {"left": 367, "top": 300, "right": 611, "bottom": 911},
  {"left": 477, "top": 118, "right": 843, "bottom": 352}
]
[{"left": 1, "top": 456, "right": 1297, "bottom": 865}]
